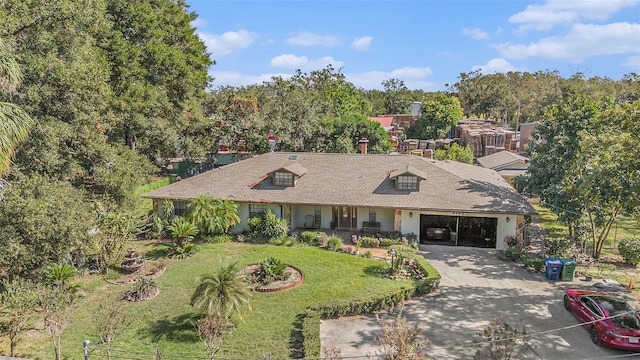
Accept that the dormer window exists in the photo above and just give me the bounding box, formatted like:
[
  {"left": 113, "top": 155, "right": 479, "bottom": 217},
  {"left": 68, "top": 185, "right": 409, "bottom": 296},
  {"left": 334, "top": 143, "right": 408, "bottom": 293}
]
[
  {"left": 274, "top": 171, "right": 293, "bottom": 186},
  {"left": 270, "top": 162, "right": 307, "bottom": 187},
  {"left": 389, "top": 165, "right": 426, "bottom": 192},
  {"left": 397, "top": 175, "right": 418, "bottom": 191}
]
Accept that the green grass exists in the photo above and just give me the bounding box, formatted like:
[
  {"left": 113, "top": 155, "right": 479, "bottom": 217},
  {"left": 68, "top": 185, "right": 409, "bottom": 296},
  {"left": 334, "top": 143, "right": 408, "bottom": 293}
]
[
  {"left": 134, "top": 175, "right": 176, "bottom": 216},
  {"left": 15, "top": 243, "right": 429, "bottom": 359},
  {"left": 533, "top": 204, "right": 639, "bottom": 249}
]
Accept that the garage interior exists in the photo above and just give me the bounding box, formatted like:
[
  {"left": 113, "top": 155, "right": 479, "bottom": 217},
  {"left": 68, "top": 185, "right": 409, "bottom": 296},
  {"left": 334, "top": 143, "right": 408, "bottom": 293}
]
[{"left": 419, "top": 214, "right": 497, "bottom": 248}]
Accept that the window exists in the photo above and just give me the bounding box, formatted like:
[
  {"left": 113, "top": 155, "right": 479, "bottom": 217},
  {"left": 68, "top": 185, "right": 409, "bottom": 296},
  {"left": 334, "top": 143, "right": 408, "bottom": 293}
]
[
  {"left": 369, "top": 209, "right": 377, "bottom": 223},
  {"left": 174, "top": 201, "right": 187, "bottom": 216},
  {"left": 249, "top": 203, "right": 268, "bottom": 218},
  {"left": 274, "top": 172, "right": 293, "bottom": 186},
  {"left": 397, "top": 175, "right": 418, "bottom": 191},
  {"left": 314, "top": 206, "right": 321, "bottom": 227}
]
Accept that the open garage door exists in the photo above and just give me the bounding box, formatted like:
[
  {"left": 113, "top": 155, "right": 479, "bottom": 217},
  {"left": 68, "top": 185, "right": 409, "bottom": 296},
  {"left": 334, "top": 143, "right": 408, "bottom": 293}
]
[{"left": 420, "top": 214, "right": 497, "bottom": 248}]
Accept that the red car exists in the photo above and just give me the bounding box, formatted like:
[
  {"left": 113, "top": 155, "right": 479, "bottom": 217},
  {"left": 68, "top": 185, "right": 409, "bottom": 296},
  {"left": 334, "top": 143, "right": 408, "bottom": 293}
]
[{"left": 564, "top": 289, "right": 640, "bottom": 351}]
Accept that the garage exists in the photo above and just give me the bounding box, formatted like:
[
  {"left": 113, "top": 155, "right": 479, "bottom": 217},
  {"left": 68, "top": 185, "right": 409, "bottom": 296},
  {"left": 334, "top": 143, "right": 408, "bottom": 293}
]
[{"left": 419, "top": 214, "right": 497, "bottom": 248}]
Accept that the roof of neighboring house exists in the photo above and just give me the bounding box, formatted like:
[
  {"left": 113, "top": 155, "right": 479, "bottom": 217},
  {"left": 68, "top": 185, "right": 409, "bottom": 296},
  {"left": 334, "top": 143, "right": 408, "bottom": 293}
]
[
  {"left": 143, "top": 152, "right": 536, "bottom": 215},
  {"left": 497, "top": 169, "right": 528, "bottom": 178},
  {"left": 370, "top": 116, "right": 394, "bottom": 127},
  {"left": 476, "top": 151, "right": 529, "bottom": 170}
]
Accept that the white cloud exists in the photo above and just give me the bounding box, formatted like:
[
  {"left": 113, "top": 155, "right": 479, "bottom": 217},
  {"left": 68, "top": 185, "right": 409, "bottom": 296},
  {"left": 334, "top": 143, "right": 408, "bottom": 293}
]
[
  {"left": 210, "top": 66, "right": 436, "bottom": 91},
  {"left": 307, "top": 56, "right": 344, "bottom": 70},
  {"left": 346, "top": 67, "right": 435, "bottom": 90},
  {"left": 269, "top": 54, "right": 343, "bottom": 70},
  {"left": 198, "top": 29, "right": 258, "bottom": 57},
  {"left": 622, "top": 55, "right": 640, "bottom": 70},
  {"left": 495, "top": 22, "right": 640, "bottom": 61},
  {"left": 270, "top": 54, "right": 309, "bottom": 68},
  {"left": 462, "top": 27, "right": 489, "bottom": 39},
  {"left": 351, "top": 36, "right": 373, "bottom": 51},
  {"left": 286, "top": 32, "right": 341, "bottom": 47},
  {"left": 190, "top": 18, "right": 206, "bottom": 29},
  {"left": 471, "top": 58, "right": 525, "bottom": 74},
  {"left": 509, "top": 0, "right": 640, "bottom": 31}
]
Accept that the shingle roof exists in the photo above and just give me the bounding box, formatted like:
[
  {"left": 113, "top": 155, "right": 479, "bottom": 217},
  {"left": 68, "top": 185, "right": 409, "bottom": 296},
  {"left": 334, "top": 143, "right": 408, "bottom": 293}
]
[
  {"left": 143, "top": 152, "right": 536, "bottom": 215},
  {"left": 476, "top": 151, "right": 529, "bottom": 170},
  {"left": 280, "top": 163, "right": 307, "bottom": 176}
]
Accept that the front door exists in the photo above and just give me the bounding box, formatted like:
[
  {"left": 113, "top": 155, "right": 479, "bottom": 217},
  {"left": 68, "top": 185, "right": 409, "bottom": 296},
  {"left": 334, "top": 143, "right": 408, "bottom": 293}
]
[{"left": 338, "top": 206, "right": 356, "bottom": 229}]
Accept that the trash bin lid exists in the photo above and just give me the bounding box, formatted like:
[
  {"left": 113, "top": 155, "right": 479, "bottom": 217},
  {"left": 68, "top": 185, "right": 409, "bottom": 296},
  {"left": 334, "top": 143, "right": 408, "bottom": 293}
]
[
  {"left": 545, "top": 258, "right": 562, "bottom": 264},
  {"left": 559, "top": 258, "right": 576, "bottom": 265}
]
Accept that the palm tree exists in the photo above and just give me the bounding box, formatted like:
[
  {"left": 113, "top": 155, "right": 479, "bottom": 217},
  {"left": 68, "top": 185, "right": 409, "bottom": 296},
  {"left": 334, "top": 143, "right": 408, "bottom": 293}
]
[
  {"left": 0, "top": 39, "right": 34, "bottom": 178},
  {"left": 185, "top": 195, "right": 220, "bottom": 234},
  {"left": 185, "top": 196, "right": 240, "bottom": 235},
  {"left": 215, "top": 199, "right": 240, "bottom": 234},
  {"left": 167, "top": 217, "right": 199, "bottom": 258},
  {"left": 190, "top": 260, "right": 252, "bottom": 322}
]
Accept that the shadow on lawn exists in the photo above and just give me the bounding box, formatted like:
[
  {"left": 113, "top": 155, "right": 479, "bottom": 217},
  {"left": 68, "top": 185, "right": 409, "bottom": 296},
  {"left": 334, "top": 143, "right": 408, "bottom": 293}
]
[
  {"left": 363, "top": 264, "right": 389, "bottom": 278},
  {"left": 145, "top": 242, "right": 170, "bottom": 260},
  {"left": 145, "top": 313, "right": 200, "bottom": 344}
]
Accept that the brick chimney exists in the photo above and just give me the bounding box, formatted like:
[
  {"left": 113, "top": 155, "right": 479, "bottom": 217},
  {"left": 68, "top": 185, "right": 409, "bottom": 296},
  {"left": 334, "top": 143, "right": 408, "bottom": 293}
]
[{"left": 359, "top": 138, "right": 369, "bottom": 154}]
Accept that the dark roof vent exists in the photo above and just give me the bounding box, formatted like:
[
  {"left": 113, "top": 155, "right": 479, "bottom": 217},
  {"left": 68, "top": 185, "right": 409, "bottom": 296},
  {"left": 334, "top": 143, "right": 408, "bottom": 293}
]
[{"left": 289, "top": 154, "right": 297, "bottom": 160}]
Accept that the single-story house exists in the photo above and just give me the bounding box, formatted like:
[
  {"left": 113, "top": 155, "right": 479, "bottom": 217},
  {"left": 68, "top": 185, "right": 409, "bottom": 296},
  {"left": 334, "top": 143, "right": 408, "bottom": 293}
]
[
  {"left": 142, "top": 152, "right": 536, "bottom": 250},
  {"left": 476, "top": 150, "right": 529, "bottom": 185}
]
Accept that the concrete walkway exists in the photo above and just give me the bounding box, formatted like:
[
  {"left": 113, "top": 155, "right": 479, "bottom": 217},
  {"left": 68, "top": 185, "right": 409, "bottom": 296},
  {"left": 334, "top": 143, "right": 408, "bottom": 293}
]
[{"left": 320, "top": 245, "right": 639, "bottom": 359}]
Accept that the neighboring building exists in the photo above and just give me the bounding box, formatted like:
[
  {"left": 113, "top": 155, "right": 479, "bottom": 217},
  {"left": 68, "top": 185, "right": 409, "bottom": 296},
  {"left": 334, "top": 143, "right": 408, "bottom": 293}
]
[
  {"left": 476, "top": 151, "right": 529, "bottom": 185},
  {"left": 518, "top": 122, "right": 540, "bottom": 153},
  {"left": 142, "top": 151, "right": 536, "bottom": 250}
]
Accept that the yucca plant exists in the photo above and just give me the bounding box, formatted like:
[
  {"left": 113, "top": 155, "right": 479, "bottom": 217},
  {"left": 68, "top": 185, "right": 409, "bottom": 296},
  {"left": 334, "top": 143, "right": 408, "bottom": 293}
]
[
  {"left": 44, "top": 263, "right": 76, "bottom": 289},
  {"left": 166, "top": 217, "right": 199, "bottom": 258}
]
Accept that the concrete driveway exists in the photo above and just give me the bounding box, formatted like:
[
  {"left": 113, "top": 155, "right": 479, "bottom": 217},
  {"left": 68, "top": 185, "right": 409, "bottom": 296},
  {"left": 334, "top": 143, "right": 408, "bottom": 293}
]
[{"left": 320, "top": 245, "right": 640, "bottom": 359}]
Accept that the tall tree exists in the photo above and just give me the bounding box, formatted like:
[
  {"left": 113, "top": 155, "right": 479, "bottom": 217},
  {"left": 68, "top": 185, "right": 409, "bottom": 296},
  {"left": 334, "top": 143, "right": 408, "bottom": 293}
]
[
  {"left": 0, "top": 38, "right": 33, "bottom": 178},
  {"left": 381, "top": 78, "right": 410, "bottom": 114},
  {"left": 405, "top": 92, "right": 462, "bottom": 140},
  {"left": 0, "top": 175, "right": 94, "bottom": 280},
  {"left": 527, "top": 98, "right": 640, "bottom": 258},
  {"left": 105, "top": 0, "right": 212, "bottom": 159}
]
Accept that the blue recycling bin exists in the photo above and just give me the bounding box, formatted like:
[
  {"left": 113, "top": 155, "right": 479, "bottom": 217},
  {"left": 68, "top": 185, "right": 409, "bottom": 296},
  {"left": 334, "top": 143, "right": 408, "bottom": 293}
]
[{"left": 545, "top": 258, "right": 562, "bottom": 280}]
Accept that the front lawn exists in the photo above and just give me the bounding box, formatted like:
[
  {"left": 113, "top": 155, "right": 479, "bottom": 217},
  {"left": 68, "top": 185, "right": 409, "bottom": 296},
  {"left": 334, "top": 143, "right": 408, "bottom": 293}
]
[{"left": 16, "top": 242, "right": 436, "bottom": 359}]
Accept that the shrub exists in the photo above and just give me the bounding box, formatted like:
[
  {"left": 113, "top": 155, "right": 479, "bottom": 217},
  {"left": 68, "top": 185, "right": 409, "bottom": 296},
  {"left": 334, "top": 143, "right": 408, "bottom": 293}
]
[
  {"left": 326, "top": 236, "right": 343, "bottom": 252},
  {"left": 256, "top": 258, "right": 287, "bottom": 284},
  {"left": 618, "top": 237, "right": 640, "bottom": 266},
  {"left": 201, "top": 234, "right": 233, "bottom": 244},
  {"left": 380, "top": 238, "right": 394, "bottom": 247},
  {"left": 360, "top": 236, "right": 380, "bottom": 248},
  {"left": 546, "top": 237, "right": 576, "bottom": 258},
  {"left": 270, "top": 236, "right": 299, "bottom": 247},
  {"left": 504, "top": 247, "right": 523, "bottom": 262},
  {"left": 123, "top": 278, "right": 159, "bottom": 302},
  {"left": 299, "top": 231, "right": 319, "bottom": 245},
  {"left": 474, "top": 316, "right": 532, "bottom": 360},
  {"left": 247, "top": 211, "right": 289, "bottom": 242}
]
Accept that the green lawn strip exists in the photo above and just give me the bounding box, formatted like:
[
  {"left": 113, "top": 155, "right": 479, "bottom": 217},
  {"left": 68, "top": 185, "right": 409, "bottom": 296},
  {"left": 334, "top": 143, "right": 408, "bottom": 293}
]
[
  {"left": 23, "top": 243, "right": 417, "bottom": 359},
  {"left": 133, "top": 175, "right": 176, "bottom": 216},
  {"left": 533, "top": 204, "right": 639, "bottom": 252}
]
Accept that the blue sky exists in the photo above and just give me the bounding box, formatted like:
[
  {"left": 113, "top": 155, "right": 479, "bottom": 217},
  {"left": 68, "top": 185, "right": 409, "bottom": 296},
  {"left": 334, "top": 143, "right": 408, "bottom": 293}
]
[{"left": 186, "top": 0, "right": 640, "bottom": 91}]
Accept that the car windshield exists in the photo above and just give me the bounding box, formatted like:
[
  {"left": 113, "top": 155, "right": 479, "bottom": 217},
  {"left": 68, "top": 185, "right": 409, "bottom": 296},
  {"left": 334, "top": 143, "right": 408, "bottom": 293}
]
[{"left": 593, "top": 296, "right": 640, "bottom": 330}]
